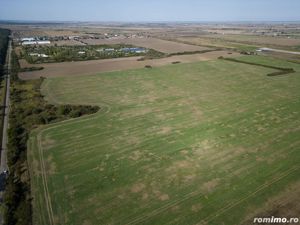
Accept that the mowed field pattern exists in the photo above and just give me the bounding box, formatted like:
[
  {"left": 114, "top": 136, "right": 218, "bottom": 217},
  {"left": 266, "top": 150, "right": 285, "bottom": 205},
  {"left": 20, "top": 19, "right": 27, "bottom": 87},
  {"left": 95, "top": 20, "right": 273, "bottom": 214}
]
[{"left": 28, "top": 56, "right": 300, "bottom": 225}]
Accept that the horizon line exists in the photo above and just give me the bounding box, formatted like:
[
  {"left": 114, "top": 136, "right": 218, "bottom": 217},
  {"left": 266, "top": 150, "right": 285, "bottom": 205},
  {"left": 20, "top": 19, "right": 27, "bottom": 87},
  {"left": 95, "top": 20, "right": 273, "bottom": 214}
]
[{"left": 1, "top": 19, "right": 300, "bottom": 24}]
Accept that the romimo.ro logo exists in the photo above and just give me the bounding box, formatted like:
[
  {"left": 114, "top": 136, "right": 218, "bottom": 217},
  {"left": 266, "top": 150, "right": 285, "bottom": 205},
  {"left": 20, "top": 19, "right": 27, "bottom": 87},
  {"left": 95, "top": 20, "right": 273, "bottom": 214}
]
[{"left": 254, "top": 217, "right": 299, "bottom": 224}]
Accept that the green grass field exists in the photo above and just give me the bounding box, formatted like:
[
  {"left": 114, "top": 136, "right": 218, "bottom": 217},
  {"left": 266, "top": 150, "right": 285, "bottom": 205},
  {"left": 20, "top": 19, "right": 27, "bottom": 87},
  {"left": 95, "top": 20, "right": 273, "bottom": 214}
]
[{"left": 28, "top": 56, "right": 300, "bottom": 225}]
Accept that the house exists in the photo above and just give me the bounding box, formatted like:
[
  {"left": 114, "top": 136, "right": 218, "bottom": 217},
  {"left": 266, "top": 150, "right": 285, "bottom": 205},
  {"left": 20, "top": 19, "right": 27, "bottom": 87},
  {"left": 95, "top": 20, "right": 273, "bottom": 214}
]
[{"left": 22, "top": 40, "right": 51, "bottom": 45}]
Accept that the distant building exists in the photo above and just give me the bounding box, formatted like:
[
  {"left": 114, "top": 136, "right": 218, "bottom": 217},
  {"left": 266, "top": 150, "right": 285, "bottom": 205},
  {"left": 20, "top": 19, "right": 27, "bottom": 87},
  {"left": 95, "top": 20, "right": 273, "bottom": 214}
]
[
  {"left": 21, "top": 37, "right": 35, "bottom": 42},
  {"left": 69, "top": 36, "right": 80, "bottom": 40},
  {"left": 29, "top": 53, "right": 49, "bottom": 58},
  {"left": 22, "top": 40, "right": 51, "bottom": 46},
  {"left": 120, "top": 47, "right": 147, "bottom": 53}
]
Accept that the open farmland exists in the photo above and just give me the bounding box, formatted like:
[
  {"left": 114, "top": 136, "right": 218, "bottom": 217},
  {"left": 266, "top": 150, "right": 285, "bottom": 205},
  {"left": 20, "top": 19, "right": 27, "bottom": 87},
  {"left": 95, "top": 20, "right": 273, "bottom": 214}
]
[
  {"left": 174, "top": 34, "right": 300, "bottom": 52},
  {"left": 28, "top": 56, "right": 300, "bottom": 225},
  {"left": 50, "top": 40, "right": 86, "bottom": 46},
  {"left": 82, "top": 37, "right": 212, "bottom": 53},
  {"left": 18, "top": 50, "right": 239, "bottom": 79},
  {"left": 204, "top": 34, "right": 300, "bottom": 47}
]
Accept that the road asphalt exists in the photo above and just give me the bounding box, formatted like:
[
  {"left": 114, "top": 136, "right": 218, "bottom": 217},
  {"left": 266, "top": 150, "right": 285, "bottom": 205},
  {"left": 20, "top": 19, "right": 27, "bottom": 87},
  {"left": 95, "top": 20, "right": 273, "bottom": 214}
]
[{"left": 0, "top": 38, "right": 12, "bottom": 225}]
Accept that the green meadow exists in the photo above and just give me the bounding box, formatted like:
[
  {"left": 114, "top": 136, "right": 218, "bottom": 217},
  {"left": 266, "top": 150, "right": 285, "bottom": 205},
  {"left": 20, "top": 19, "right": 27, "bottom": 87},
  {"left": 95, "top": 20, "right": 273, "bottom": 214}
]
[{"left": 28, "top": 56, "right": 300, "bottom": 225}]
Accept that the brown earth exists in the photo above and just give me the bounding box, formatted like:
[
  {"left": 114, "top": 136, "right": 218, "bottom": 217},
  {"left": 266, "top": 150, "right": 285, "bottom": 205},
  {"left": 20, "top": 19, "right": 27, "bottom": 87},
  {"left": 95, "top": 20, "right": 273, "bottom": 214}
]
[
  {"left": 18, "top": 50, "right": 239, "bottom": 80},
  {"left": 177, "top": 35, "right": 300, "bottom": 48},
  {"left": 50, "top": 40, "right": 86, "bottom": 46}
]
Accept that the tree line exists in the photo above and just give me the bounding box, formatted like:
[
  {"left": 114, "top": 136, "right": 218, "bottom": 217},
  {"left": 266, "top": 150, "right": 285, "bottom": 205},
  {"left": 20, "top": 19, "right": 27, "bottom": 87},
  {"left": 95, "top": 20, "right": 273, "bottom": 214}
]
[{"left": 3, "top": 44, "right": 99, "bottom": 225}]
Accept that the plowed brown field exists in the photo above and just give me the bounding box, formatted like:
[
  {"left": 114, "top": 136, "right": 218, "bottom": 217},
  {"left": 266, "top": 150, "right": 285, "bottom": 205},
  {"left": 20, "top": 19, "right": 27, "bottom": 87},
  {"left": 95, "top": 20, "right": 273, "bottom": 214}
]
[{"left": 19, "top": 50, "right": 239, "bottom": 80}]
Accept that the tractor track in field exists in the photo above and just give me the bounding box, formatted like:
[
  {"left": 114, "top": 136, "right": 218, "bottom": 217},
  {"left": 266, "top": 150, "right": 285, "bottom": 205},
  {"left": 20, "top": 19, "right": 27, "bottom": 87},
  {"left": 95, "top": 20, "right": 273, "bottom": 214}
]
[
  {"left": 37, "top": 132, "right": 55, "bottom": 225},
  {"left": 122, "top": 165, "right": 299, "bottom": 225},
  {"left": 200, "top": 165, "right": 300, "bottom": 224},
  {"left": 35, "top": 102, "right": 111, "bottom": 225}
]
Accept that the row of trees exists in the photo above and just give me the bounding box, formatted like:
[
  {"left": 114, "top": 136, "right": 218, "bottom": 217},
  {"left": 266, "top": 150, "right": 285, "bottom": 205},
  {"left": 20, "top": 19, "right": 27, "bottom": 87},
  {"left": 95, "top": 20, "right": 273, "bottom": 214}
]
[
  {"left": 0, "top": 29, "right": 10, "bottom": 151},
  {"left": 0, "top": 29, "right": 10, "bottom": 66},
  {"left": 22, "top": 44, "right": 161, "bottom": 64},
  {"left": 3, "top": 46, "right": 99, "bottom": 225},
  {"left": 219, "top": 57, "right": 295, "bottom": 76},
  {"left": 0, "top": 29, "right": 10, "bottom": 82}
]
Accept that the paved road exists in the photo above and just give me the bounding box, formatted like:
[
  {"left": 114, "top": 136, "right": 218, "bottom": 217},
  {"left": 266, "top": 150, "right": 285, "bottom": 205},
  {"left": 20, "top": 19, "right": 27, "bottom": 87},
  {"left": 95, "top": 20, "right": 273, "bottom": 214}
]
[
  {"left": 0, "top": 37, "right": 11, "bottom": 225},
  {"left": 259, "top": 47, "right": 300, "bottom": 55},
  {"left": 1, "top": 39, "right": 11, "bottom": 173}
]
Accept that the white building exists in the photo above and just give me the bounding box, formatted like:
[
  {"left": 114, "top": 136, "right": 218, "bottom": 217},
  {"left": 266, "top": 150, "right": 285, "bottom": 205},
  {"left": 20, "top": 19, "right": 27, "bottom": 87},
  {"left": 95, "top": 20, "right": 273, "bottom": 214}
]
[
  {"left": 22, "top": 41, "right": 51, "bottom": 46},
  {"left": 37, "top": 41, "right": 51, "bottom": 45},
  {"left": 29, "top": 53, "right": 49, "bottom": 58},
  {"left": 21, "top": 37, "right": 35, "bottom": 42}
]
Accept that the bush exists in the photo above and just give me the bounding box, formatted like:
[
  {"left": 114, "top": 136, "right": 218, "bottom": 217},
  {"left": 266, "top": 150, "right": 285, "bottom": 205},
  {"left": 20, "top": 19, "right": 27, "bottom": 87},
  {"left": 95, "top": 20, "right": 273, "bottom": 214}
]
[{"left": 19, "top": 67, "right": 44, "bottom": 72}]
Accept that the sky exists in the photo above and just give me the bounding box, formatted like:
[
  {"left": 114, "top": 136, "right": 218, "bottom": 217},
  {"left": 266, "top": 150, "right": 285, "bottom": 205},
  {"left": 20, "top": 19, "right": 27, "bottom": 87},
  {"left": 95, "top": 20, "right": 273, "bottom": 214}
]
[{"left": 0, "top": 0, "right": 300, "bottom": 22}]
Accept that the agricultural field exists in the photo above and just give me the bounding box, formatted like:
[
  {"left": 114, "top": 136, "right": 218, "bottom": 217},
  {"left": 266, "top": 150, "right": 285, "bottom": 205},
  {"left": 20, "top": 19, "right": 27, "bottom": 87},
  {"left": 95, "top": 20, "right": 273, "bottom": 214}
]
[
  {"left": 173, "top": 36, "right": 259, "bottom": 52},
  {"left": 18, "top": 50, "right": 239, "bottom": 79},
  {"left": 174, "top": 34, "right": 300, "bottom": 52},
  {"left": 204, "top": 34, "right": 300, "bottom": 47},
  {"left": 28, "top": 55, "right": 300, "bottom": 225}
]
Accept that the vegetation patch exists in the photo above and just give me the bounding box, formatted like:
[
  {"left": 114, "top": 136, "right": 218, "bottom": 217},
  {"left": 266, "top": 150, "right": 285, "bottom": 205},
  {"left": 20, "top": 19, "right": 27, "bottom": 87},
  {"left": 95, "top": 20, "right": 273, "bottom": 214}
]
[
  {"left": 168, "top": 49, "right": 219, "bottom": 56},
  {"left": 21, "top": 44, "right": 164, "bottom": 64},
  {"left": 19, "top": 67, "right": 44, "bottom": 72},
  {"left": 220, "top": 57, "right": 296, "bottom": 76},
  {"left": 0, "top": 28, "right": 10, "bottom": 147}
]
